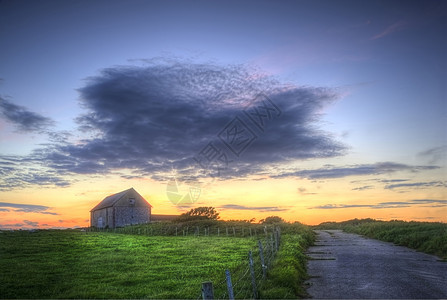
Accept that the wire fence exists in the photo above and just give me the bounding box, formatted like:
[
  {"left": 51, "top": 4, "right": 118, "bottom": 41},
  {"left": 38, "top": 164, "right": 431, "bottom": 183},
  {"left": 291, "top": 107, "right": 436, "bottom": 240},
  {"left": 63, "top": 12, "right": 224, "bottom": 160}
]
[
  {"left": 199, "top": 226, "right": 281, "bottom": 299},
  {"left": 86, "top": 222, "right": 278, "bottom": 239}
]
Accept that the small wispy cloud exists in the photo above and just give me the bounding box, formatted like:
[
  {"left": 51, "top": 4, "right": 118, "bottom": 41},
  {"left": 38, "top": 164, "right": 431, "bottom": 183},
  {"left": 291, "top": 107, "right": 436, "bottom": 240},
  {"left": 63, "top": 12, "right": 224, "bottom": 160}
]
[
  {"left": 0, "top": 156, "right": 71, "bottom": 191},
  {"left": 273, "top": 162, "right": 438, "bottom": 180},
  {"left": 413, "top": 216, "right": 437, "bottom": 220},
  {"left": 0, "top": 202, "right": 58, "bottom": 215},
  {"left": 418, "top": 145, "right": 447, "bottom": 164},
  {"left": 0, "top": 97, "right": 54, "bottom": 133},
  {"left": 220, "top": 204, "right": 288, "bottom": 212},
  {"left": 309, "top": 204, "right": 370, "bottom": 209},
  {"left": 371, "top": 20, "right": 407, "bottom": 40},
  {"left": 352, "top": 185, "right": 374, "bottom": 191},
  {"left": 298, "top": 187, "right": 317, "bottom": 195},
  {"left": 380, "top": 179, "right": 409, "bottom": 183},
  {"left": 23, "top": 220, "right": 39, "bottom": 227},
  {"left": 309, "top": 199, "right": 446, "bottom": 210},
  {"left": 0, "top": 220, "right": 41, "bottom": 229},
  {"left": 385, "top": 181, "right": 447, "bottom": 190}
]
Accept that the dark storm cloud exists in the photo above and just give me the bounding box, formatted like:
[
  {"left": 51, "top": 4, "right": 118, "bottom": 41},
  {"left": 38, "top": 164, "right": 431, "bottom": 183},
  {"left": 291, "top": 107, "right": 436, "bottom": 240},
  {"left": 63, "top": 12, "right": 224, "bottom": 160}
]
[
  {"left": 309, "top": 199, "right": 447, "bottom": 209},
  {"left": 273, "top": 162, "right": 438, "bottom": 179},
  {"left": 42, "top": 61, "right": 345, "bottom": 180},
  {"left": 1, "top": 61, "right": 444, "bottom": 191},
  {"left": 0, "top": 202, "right": 58, "bottom": 215},
  {"left": 220, "top": 204, "right": 288, "bottom": 212},
  {"left": 0, "top": 97, "right": 54, "bottom": 133}
]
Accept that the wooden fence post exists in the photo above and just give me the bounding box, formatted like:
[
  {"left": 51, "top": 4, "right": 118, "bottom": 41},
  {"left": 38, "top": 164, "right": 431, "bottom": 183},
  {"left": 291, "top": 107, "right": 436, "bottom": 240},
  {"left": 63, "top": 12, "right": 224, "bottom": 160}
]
[
  {"left": 217, "top": 227, "right": 220, "bottom": 236},
  {"left": 277, "top": 227, "right": 281, "bottom": 246},
  {"left": 274, "top": 229, "right": 279, "bottom": 251},
  {"left": 248, "top": 250, "right": 258, "bottom": 299},
  {"left": 201, "top": 281, "right": 214, "bottom": 300},
  {"left": 225, "top": 269, "right": 235, "bottom": 300},
  {"left": 233, "top": 227, "right": 236, "bottom": 236},
  {"left": 226, "top": 227, "right": 229, "bottom": 236},
  {"left": 258, "top": 240, "right": 266, "bottom": 278}
]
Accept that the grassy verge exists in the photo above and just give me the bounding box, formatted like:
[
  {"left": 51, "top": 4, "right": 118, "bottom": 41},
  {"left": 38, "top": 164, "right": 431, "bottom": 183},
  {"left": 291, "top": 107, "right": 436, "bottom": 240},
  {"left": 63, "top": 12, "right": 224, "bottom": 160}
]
[
  {"left": 0, "top": 230, "right": 256, "bottom": 299},
  {"left": 317, "top": 219, "right": 447, "bottom": 260},
  {"left": 258, "top": 223, "right": 315, "bottom": 299}
]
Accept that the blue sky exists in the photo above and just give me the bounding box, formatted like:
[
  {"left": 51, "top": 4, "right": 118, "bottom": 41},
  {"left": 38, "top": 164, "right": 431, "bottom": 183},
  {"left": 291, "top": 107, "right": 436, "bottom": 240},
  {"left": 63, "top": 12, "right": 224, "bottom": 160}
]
[{"left": 0, "top": 0, "right": 445, "bottom": 227}]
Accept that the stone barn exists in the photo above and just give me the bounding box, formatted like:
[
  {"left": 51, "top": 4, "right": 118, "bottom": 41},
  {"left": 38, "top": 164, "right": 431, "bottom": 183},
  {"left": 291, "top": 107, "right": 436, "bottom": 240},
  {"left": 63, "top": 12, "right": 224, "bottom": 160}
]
[{"left": 90, "top": 188, "right": 152, "bottom": 228}]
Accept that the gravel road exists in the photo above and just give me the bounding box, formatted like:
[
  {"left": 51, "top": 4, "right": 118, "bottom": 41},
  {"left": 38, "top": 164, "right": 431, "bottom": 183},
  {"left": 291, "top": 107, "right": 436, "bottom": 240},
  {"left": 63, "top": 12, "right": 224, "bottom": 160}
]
[{"left": 305, "top": 230, "right": 447, "bottom": 299}]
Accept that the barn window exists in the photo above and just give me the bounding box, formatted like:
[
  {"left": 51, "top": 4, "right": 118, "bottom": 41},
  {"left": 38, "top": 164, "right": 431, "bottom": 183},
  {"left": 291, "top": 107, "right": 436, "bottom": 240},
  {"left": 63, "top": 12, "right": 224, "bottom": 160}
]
[{"left": 129, "top": 198, "right": 135, "bottom": 205}]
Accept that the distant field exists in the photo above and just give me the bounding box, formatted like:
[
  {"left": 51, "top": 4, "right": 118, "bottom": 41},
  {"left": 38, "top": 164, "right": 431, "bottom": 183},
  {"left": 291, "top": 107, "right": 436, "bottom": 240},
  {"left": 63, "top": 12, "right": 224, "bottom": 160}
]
[
  {"left": 0, "top": 223, "right": 314, "bottom": 299},
  {"left": 316, "top": 219, "right": 447, "bottom": 260}
]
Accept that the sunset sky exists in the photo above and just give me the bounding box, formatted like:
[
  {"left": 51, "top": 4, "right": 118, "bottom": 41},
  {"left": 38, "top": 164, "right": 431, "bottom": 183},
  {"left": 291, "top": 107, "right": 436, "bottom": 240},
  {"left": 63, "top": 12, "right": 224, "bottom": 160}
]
[{"left": 0, "top": 0, "right": 446, "bottom": 229}]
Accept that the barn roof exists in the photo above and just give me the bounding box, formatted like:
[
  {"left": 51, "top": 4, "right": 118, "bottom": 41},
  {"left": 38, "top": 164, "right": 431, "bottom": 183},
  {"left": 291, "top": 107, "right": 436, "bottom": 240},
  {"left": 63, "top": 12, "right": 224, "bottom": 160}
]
[{"left": 90, "top": 188, "right": 152, "bottom": 212}]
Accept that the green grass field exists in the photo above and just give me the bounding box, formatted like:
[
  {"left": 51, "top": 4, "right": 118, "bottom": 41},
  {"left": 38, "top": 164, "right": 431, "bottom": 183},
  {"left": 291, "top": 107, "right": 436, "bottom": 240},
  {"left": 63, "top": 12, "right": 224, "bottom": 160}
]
[
  {"left": 0, "top": 223, "right": 314, "bottom": 299},
  {"left": 316, "top": 219, "right": 447, "bottom": 260},
  {"left": 0, "top": 231, "right": 256, "bottom": 298}
]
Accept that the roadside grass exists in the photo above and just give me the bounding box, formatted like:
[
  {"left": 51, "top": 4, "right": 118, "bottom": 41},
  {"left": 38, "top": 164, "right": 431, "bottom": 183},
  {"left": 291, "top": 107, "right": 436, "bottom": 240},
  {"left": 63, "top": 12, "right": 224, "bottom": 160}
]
[
  {"left": 316, "top": 219, "right": 447, "bottom": 260},
  {"left": 259, "top": 232, "right": 314, "bottom": 299},
  {"left": 0, "top": 230, "right": 256, "bottom": 299},
  {"left": 200, "top": 222, "right": 315, "bottom": 299}
]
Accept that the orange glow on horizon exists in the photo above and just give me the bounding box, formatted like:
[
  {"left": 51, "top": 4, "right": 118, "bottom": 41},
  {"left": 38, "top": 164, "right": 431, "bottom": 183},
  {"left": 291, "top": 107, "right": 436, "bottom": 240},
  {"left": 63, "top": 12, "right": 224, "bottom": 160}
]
[{"left": 1, "top": 175, "right": 445, "bottom": 229}]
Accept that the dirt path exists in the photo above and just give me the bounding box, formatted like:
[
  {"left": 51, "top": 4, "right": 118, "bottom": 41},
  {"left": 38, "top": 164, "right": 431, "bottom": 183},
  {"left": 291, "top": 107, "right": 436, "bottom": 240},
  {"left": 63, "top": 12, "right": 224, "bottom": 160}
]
[{"left": 306, "top": 230, "right": 447, "bottom": 299}]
